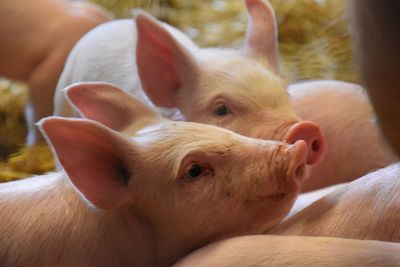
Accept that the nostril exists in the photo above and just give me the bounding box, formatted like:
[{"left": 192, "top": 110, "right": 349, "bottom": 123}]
[
  {"left": 284, "top": 120, "right": 326, "bottom": 165},
  {"left": 311, "top": 140, "right": 320, "bottom": 152},
  {"left": 295, "top": 163, "right": 305, "bottom": 179}
]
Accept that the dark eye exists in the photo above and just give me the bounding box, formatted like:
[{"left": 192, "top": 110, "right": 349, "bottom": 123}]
[
  {"left": 214, "top": 105, "right": 230, "bottom": 116},
  {"left": 185, "top": 164, "right": 203, "bottom": 180}
]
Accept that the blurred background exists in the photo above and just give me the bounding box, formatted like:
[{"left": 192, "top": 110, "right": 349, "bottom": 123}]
[{"left": 0, "top": 0, "right": 355, "bottom": 180}]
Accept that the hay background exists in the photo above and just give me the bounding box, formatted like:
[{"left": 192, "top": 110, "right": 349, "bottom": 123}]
[
  {"left": 90, "top": 0, "right": 357, "bottom": 82},
  {"left": 0, "top": 0, "right": 356, "bottom": 181}
]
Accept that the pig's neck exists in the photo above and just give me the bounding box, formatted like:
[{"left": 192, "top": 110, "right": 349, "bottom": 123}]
[
  {"left": 1, "top": 173, "right": 158, "bottom": 267},
  {"left": 65, "top": 179, "right": 194, "bottom": 267},
  {"left": 59, "top": 178, "right": 161, "bottom": 267}
]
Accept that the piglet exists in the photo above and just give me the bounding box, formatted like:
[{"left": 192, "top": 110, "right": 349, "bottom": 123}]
[
  {"left": 0, "top": 83, "right": 308, "bottom": 267},
  {"left": 0, "top": 0, "right": 112, "bottom": 145}
]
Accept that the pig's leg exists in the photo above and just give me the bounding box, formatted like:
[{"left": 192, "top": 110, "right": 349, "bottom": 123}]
[
  {"left": 173, "top": 235, "right": 400, "bottom": 267},
  {"left": 288, "top": 81, "right": 397, "bottom": 191},
  {"left": 271, "top": 163, "right": 400, "bottom": 242}
]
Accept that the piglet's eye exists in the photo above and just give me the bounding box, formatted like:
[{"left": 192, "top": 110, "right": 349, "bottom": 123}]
[
  {"left": 214, "top": 105, "right": 231, "bottom": 116},
  {"left": 184, "top": 164, "right": 204, "bottom": 181}
]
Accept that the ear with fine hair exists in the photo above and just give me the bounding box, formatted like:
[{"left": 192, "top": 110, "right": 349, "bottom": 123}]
[
  {"left": 64, "top": 82, "right": 161, "bottom": 131},
  {"left": 245, "top": 0, "right": 279, "bottom": 71},
  {"left": 135, "top": 12, "right": 198, "bottom": 108},
  {"left": 39, "top": 117, "right": 141, "bottom": 209}
]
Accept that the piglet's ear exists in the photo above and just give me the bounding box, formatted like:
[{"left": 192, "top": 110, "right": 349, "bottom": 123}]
[
  {"left": 39, "top": 117, "right": 139, "bottom": 210},
  {"left": 64, "top": 82, "right": 160, "bottom": 131},
  {"left": 245, "top": 0, "right": 279, "bottom": 71},
  {"left": 135, "top": 12, "right": 198, "bottom": 108}
]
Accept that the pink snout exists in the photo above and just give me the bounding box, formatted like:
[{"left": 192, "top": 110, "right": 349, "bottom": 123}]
[
  {"left": 288, "top": 140, "right": 308, "bottom": 183},
  {"left": 284, "top": 121, "right": 326, "bottom": 165}
]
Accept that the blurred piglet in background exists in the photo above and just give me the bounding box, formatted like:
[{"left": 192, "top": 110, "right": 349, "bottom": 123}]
[
  {"left": 0, "top": 83, "right": 308, "bottom": 267},
  {"left": 0, "top": 0, "right": 112, "bottom": 146},
  {"left": 54, "top": 0, "right": 396, "bottom": 192}
]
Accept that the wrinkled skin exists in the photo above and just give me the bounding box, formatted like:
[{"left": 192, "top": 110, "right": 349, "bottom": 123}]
[
  {"left": 0, "top": 0, "right": 112, "bottom": 145},
  {"left": 0, "top": 84, "right": 308, "bottom": 267}
]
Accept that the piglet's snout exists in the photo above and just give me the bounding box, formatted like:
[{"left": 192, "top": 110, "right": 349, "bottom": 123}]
[
  {"left": 283, "top": 121, "right": 326, "bottom": 165},
  {"left": 287, "top": 140, "right": 308, "bottom": 183},
  {"left": 254, "top": 140, "right": 307, "bottom": 199}
]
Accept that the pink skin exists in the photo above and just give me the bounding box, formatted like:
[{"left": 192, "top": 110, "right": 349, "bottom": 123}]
[
  {"left": 271, "top": 163, "right": 400, "bottom": 242},
  {"left": 0, "top": 86, "right": 307, "bottom": 267},
  {"left": 173, "top": 235, "right": 400, "bottom": 267},
  {"left": 288, "top": 81, "right": 397, "bottom": 191},
  {"left": 283, "top": 121, "right": 326, "bottom": 165},
  {"left": 0, "top": 0, "right": 112, "bottom": 145}
]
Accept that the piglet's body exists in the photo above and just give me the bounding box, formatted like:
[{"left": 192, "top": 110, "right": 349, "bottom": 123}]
[
  {"left": 0, "top": 84, "right": 308, "bottom": 267},
  {"left": 173, "top": 235, "right": 400, "bottom": 267},
  {"left": 0, "top": 0, "right": 112, "bottom": 145},
  {"left": 288, "top": 81, "right": 397, "bottom": 191},
  {"left": 271, "top": 163, "right": 400, "bottom": 242}
]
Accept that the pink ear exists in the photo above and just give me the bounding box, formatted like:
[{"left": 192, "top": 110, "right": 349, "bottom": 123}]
[
  {"left": 135, "top": 13, "right": 197, "bottom": 108},
  {"left": 39, "top": 117, "right": 138, "bottom": 209},
  {"left": 65, "top": 82, "right": 159, "bottom": 131},
  {"left": 245, "top": 0, "right": 279, "bottom": 70}
]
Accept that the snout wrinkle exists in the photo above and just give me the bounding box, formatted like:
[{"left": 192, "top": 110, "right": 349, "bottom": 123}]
[{"left": 270, "top": 120, "right": 297, "bottom": 141}]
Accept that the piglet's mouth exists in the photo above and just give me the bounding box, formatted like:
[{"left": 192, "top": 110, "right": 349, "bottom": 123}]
[
  {"left": 272, "top": 193, "right": 286, "bottom": 199},
  {"left": 245, "top": 192, "right": 287, "bottom": 204},
  {"left": 261, "top": 193, "right": 288, "bottom": 202}
]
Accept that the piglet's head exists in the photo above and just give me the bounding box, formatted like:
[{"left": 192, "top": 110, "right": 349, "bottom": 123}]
[
  {"left": 134, "top": 0, "right": 326, "bottom": 168},
  {"left": 40, "top": 82, "right": 308, "bottom": 254}
]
